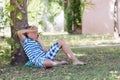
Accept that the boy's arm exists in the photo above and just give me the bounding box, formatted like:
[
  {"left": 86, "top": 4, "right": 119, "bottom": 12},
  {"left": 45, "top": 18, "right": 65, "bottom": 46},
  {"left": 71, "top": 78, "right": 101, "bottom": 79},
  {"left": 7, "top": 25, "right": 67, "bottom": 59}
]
[
  {"left": 37, "top": 36, "right": 47, "bottom": 51},
  {"left": 17, "top": 29, "right": 28, "bottom": 42},
  {"left": 17, "top": 29, "right": 36, "bottom": 42}
]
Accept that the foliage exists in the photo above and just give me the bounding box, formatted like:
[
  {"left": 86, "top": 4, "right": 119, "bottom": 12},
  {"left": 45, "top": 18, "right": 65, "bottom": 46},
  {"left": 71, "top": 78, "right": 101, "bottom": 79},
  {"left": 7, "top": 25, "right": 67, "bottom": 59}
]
[
  {"left": 65, "top": 6, "right": 72, "bottom": 33},
  {"left": 3, "top": 0, "right": 63, "bottom": 32},
  {"left": 17, "top": 0, "right": 24, "bottom": 4},
  {"left": 48, "top": 0, "right": 62, "bottom": 5},
  {"left": 0, "top": 10, "right": 4, "bottom": 27},
  {"left": 27, "top": 0, "right": 43, "bottom": 22},
  {"left": 71, "top": 0, "right": 81, "bottom": 28},
  {"left": 47, "top": 1, "right": 62, "bottom": 24},
  {"left": 1, "top": 0, "right": 25, "bottom": 26},
  {"left": 16, "top": 12, "right": 23, "bottom": 20},
  {"left": 65, "top": 0, "right": 86, "bottom": 33},
  {"left": 0, "top": 39, "right": 11, "bottom": 67},
  {"left": 28, "top": 0, "right": 62, "bottom": 27},
  {"left": 1, "top": 0, "right": 15, "bottom": 26},
  {"left": 6, "top": 38, "right": 20, "bottom": 52},
  {"left": 0, "top": 0, "right": 8, "bottom": 28}
]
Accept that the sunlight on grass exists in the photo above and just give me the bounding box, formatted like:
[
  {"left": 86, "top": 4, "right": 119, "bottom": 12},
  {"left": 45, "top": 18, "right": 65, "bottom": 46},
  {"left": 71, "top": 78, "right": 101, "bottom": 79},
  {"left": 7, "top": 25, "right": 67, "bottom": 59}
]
[
  {"left": 109, "top": 71, "right": 120, "bottom": 80},
  {"left": 116, "top": 76, "right": 120, "bottom": 80},
  {"left": 74, "top": 53, "right": 87, "bottom": 57},
  {"left": 40, "top": 34, "right": 120, "bottom": 47}
]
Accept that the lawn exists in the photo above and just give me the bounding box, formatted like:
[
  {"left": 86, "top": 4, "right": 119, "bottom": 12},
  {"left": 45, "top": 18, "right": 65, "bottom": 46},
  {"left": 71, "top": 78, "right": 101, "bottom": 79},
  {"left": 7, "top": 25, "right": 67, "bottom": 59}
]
[{"left": 0, "top": 34, "right": 120, "bottom": 80}]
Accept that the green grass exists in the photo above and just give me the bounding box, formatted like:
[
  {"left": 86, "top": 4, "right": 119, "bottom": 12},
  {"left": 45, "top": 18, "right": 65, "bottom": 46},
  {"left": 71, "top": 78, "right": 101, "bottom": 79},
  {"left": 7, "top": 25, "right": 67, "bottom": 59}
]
[
  {"left": 0, "top": 34, "right": 120, "bottom": 80},
  {"left": 1, "top": 47, "right": 120, "bottom": 80},
  {"left": 40, "top": 34, "right": 117, "bottom": 47}
]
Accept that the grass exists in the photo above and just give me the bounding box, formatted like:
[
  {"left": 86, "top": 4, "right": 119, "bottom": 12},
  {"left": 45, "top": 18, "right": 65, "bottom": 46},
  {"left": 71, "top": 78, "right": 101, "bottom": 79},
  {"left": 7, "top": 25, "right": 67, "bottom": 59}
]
[
  {"left": 0, "top": 34, "right": 120, "bottom": 80},
  {"left": 40, "top": 34, "right": 119, "bottom": 47}
]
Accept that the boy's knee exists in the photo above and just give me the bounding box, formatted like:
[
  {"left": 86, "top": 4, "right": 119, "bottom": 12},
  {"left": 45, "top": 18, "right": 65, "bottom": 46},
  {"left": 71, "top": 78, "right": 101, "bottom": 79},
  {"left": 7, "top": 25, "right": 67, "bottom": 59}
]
[{"left": 57, "top": 39, "right": 65, "bottom": 45}]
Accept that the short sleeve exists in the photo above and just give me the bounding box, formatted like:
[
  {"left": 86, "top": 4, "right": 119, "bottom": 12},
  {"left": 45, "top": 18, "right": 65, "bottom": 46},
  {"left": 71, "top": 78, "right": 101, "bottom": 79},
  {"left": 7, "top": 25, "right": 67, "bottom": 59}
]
[{"left": 20, "top": 37, "right": 28, "bottom": 45}]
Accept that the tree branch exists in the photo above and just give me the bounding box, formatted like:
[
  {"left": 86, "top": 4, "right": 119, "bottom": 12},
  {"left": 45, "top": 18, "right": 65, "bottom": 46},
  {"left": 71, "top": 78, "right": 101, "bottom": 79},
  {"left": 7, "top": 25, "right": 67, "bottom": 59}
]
[{"left": 14, "top": 0, "right": 25, "bottom": 13}]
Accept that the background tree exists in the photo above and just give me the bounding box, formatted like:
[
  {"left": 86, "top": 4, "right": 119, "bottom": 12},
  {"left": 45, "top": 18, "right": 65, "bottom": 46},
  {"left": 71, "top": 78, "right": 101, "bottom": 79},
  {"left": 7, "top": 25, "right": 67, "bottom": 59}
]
[
  {"left": 65, "top": 0, "right": 86, "bottom": 34},
  {"left": 114, "top": 0, "right": 119, "bottom": 37},
  {"left": 10, "top": 0, "right": 28, "bottom": 65}
]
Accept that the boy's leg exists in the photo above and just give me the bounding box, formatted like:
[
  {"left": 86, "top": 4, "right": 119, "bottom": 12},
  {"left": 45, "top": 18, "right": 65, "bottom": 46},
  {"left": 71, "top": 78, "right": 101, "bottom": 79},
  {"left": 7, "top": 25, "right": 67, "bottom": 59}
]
[
  {"left": 34, "top": 56, "right": 67, "bottom": 68},
  {"left": 44, "top": 59, "right": 67, "bottom": 68},
  {"left": 43, "top": 41, "right": 67, "bottom": 68},
  {"left": 57, "top": 39, "right": 85, "bottom": 65},
  {"left": 45, "top": 41, "right": 61, "bottom": 60}
]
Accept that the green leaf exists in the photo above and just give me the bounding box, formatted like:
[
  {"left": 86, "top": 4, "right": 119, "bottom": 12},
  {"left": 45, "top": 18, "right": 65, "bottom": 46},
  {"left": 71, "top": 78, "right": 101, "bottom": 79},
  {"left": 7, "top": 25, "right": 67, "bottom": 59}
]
[
  {"left": 16, "top": 12, "right": 23, "bottom": 20},
  {"left": 6, "top": 38, "right": 14, "bottom": 46},
  {"left": 17, "top": 0, "right": 24, "bottom": 4},
  {"left": 38, "top": 21, "right": 45, "bottom": 26},
  {"left": 6, "top": 5, "right": 16, "bottom": 12},
  {"left": 15, "top": 43, "right": 20, "bottom": 49},
  {"left": 4, "top": 48, "right": 10, "bottom": 54}
]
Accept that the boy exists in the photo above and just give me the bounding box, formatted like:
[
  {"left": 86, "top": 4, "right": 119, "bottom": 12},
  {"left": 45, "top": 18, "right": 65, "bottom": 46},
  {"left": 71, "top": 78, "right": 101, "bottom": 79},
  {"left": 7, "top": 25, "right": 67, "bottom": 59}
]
[{"left": 17, "top": 25, "right": 85, "bottom": 68}]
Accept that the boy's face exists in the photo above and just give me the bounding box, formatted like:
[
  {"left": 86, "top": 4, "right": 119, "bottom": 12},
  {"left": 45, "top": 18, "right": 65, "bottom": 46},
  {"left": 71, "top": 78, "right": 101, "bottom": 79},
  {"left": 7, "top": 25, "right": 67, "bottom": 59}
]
[{"left": 27, "top": 28, "right": 38, "bottom": 41}]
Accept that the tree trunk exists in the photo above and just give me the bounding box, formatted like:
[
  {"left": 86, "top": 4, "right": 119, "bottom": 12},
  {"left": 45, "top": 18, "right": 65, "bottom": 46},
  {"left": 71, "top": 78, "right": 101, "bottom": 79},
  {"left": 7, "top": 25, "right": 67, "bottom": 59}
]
[
  {"left": 63, "top": 0, "right": 68, "bottom": 11},
  {"left": 10, "top": 0, "right": 28, "bottom": 65},
  {"left": 114, "top": 0, "right": 119, "bottom": 38}
]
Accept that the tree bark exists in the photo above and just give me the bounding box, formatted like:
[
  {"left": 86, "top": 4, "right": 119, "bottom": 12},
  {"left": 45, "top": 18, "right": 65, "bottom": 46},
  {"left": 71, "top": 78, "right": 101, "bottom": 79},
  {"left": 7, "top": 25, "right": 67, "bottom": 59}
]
[
  {"left": 114, "top": 0, "right": 120, "bottom": 38},
  {"left": 10, "top": 0, "right": 28, "bottom": 65}
]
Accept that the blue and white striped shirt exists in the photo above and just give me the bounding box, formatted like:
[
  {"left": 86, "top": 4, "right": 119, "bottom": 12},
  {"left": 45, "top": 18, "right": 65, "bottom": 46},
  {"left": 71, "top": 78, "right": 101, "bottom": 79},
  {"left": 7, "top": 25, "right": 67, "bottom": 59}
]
[{"left": 21, "top": 37, "right": 46, "bottom": 62}]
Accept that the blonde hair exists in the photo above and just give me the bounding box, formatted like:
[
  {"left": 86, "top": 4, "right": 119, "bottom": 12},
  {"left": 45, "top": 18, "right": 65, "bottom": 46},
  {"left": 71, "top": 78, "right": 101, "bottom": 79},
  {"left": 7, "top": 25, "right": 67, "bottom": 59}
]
[{"left": 28, "top": 25, "right": 38, "bottom": 30}]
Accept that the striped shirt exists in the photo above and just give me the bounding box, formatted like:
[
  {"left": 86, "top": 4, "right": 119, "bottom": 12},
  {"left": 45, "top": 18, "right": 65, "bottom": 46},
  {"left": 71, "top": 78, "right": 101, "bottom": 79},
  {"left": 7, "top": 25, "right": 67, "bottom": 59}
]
[{"left": 21, "top": 37, "right": 46, "bottom": 62}]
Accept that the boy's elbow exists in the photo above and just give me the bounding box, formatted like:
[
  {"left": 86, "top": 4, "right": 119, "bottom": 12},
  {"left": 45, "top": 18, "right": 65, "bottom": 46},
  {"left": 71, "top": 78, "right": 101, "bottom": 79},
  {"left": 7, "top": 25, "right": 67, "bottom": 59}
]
[
  {"left": 17, "top": 31, "right": 21, "bottom": 36},
  {"left": 17, "top": 30, "right": 23, "bottom": 37}
]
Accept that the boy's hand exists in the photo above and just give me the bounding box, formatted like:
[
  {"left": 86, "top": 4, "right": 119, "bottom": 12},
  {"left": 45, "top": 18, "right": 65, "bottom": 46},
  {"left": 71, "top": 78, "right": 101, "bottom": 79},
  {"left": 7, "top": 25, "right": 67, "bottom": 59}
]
[{"left": 27, "top": 29, "right": 37, "bottom": 33}]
